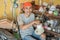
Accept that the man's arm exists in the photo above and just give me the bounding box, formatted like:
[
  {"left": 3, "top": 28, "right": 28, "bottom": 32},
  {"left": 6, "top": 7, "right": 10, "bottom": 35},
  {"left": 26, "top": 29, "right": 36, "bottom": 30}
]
[
  {"left": 17, "top": 16, "right": 40, "bottom": 30},
  {"left": 19, "top": 21, "right": 34, "bottom": 30}
]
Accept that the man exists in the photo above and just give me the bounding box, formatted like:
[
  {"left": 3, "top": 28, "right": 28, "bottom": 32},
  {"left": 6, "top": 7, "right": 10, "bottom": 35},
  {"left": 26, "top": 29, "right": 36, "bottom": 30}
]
[{"left": 17, "top": 2, "right": 46, "bottom": 40}]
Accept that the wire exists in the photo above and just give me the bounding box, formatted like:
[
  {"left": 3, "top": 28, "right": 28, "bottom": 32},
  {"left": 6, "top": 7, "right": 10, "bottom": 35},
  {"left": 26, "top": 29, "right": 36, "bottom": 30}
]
[{"left": 12, "top": 0, "right": 21, "bottom": 40}]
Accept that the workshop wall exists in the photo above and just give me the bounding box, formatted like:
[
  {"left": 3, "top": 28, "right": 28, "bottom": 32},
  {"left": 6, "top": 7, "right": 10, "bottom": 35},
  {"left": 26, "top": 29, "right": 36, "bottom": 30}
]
[{"left": 0, "top": 0, "right": 60, "bottom": 20}]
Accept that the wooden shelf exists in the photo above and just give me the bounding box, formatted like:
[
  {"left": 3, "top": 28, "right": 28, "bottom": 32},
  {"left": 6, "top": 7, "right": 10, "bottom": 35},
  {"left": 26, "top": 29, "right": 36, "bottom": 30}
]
[
  {"left": 45, "top": 29, "right": 60, "bottom": 37},
  {"left": 0, "top": 19, "right": 13, "bottom": 29}
]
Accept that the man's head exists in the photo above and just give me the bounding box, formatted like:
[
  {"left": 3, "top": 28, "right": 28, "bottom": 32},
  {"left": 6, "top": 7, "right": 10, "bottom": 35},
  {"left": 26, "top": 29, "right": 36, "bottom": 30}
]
[{"left": 23, "top": 2, "right": 32, "bottom": 16}]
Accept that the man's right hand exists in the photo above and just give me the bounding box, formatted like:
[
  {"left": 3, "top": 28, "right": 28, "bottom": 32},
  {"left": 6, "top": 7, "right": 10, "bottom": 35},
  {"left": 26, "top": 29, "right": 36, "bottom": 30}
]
[{"left": 32, "top": 20, "right": 40, "bottom": 25}]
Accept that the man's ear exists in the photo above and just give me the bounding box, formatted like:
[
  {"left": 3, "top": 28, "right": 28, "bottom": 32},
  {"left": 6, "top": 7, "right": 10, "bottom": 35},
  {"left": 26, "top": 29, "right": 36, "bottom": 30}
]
[
  {"left": 23, "top": 8, "right": 24, "bottom": 11},
  {"left": 22, "top": 8, "right": 25, "bottom": 13}
]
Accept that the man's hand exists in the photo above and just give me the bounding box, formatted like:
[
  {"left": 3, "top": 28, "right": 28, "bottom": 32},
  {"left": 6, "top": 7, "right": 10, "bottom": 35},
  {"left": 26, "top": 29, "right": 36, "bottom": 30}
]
[
  {"left": 32, "top": 20, "right": 40, "bottom": 25},
  {"left": 41, "top": 33, "right": 46, "bottom": 40}
]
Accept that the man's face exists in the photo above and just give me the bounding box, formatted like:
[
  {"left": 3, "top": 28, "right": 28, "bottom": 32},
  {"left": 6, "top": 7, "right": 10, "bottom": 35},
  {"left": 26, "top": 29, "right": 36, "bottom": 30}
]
[{"left": 24, "top": 6, "right": 32, "bottom": 16}]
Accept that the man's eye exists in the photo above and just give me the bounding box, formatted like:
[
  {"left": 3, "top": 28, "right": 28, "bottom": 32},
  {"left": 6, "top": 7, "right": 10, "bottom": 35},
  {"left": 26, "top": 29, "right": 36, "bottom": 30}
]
[
  {"left": 26, "top": 8, "right": 28, "bottom": 9},
  {"left": 30, "top": 7, "right": 32, "bottom": 9}
]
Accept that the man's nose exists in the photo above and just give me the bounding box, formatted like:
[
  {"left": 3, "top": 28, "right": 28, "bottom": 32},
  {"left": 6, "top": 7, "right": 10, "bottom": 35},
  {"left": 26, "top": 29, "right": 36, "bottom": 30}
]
[{"left": 27, "top": 9, "right": 30, "bottom": 11}]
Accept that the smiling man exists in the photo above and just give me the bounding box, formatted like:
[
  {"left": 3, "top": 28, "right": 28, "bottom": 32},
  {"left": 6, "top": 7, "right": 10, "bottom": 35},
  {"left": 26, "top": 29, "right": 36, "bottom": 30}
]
[{"left": 17, "top": 2, "right": 46, "bottom": 40}]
